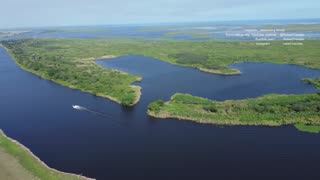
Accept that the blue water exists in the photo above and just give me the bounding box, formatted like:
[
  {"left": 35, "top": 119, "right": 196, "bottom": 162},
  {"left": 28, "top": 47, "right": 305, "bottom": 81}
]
[{"left": 1, "top": 48, "right": 320, "bottom": 180}]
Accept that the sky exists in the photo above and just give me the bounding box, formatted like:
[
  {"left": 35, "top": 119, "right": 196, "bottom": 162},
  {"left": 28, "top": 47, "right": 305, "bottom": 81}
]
[{"left": 1, "top": 0, "right": 320, "bottom": 28}]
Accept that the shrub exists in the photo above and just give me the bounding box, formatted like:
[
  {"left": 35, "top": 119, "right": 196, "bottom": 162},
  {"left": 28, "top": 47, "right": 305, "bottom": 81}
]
[
  {"left": 148, "top": 100, "right": 164, "bottom": 113},
  {"left": 203, "top": 104, "right": 218, "bottom": 113},
  {"left": 120, "top": 95, "right": 135, "bottom": 106},
  {"left": 169, "top": 53, "right": 208, "bottom": 65},
  {"left": 291, "top": 103, "right": 307, "bottom": 112}
]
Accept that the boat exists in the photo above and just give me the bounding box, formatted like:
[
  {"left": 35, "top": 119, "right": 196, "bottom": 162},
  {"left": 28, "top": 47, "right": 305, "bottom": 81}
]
[{"left": 72, "top": 105, "right": 81, "bottom": 110}]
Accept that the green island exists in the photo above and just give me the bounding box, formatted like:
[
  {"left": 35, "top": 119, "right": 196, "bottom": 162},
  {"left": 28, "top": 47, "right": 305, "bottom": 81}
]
[
  {"left": 0, "top": 130, "right": 93, "bottom": 180},
  {"left": 148, "top": 92, "right": 320, "bottom": 130},
  {"left": 148, "top": 78, "right": 320, "bottom": 133}
]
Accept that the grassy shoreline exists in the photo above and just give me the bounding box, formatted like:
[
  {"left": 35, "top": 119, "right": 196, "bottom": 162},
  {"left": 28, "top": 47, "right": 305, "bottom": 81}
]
[
  {"left": 2, "top": 40, "right": 142, "bottom": 106},
  {"left": 0, "top": 130, "right": 94, "bottom": 180},
  {"left": 148, "top": 93, "right": 320, "bottom": 132}
]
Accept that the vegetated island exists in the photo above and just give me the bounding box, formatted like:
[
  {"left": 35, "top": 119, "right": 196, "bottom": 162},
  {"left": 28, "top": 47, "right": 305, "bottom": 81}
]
[
  {"left": 2, "top": 39, "right": 320, "bottom": 106},
  {"left": 148, "top": 92, "right": 320, "bottom": 133},
  {"left": 1, "top": 39, "right": 142, "bottom": 106},
  {"left": 148, "top": 78, "right": 320, "bottom": 133},
  {"left": 0, "top": 130, "right": 94, "bottom": 180}
]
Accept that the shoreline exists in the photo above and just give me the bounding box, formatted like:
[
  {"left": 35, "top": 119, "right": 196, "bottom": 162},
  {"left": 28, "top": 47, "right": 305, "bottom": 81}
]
[
  {"left": 198, "top": 67, "right": 241, "bottom": 75},
  {"left": 2, "top": 46, "right": 142, "bottom": 107},
  {"left": 0, "top": 130, "right": 94, "bottom": 180},
  {"left": 147, "top": 93, "right": 320, "bottom": 131},
  {"left": 147, "top": 110, "right": 282, "bottom": 126}
]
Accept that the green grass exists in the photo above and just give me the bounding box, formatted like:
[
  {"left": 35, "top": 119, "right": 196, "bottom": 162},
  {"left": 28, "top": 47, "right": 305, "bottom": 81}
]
[
  {"left": 148, "top": 93, "right": 320, "bottom": 130},
  {"left": 294, "top": 124, "right": 320, "bottom": 133},
  {"left": 0, "top": 130, "right": 91, "bottom": 180}
]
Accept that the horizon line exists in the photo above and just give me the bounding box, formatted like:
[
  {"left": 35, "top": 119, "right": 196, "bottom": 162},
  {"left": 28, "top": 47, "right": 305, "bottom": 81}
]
[{"left": 1, "top": 17, "right": 320, "bottom": 30}]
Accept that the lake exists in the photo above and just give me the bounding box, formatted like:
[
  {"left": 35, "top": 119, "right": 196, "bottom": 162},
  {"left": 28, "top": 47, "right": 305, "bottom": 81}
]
[{"left": 1, "top": 47, "right": 320, "bottom": 180}]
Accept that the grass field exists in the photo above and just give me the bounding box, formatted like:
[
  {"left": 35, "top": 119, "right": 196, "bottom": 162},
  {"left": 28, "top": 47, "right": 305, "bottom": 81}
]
[{"left": 0, "top": 130, "right": 93, "bottom": 180}]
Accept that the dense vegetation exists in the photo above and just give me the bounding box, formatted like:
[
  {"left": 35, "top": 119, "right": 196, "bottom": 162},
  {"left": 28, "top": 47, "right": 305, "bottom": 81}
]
[
  {"left": 148, "top": 93, "right": 320, "bottom": 128},
  {"left": 0, "top": 130, "right": 91, "bottom": 180},
  {"left": 148, "top": 100, "right": 165, "bottom": 113},
  {"left": 2, "top": 39, "right": 142, "bottom": 106}
]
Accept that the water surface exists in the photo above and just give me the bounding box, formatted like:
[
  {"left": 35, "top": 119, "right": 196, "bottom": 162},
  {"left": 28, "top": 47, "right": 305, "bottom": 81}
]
[{"left": 1, "top": 48, "right": 320, "bottom": 180}]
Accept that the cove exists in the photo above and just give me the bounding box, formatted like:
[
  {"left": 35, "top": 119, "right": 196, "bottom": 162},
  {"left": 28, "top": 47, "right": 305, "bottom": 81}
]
[
  {"left": 1, "top": 48, "right": 320, "bottom": 180},
  {"left": 97, "top": 55, "right": 320, "bottom": 104}
]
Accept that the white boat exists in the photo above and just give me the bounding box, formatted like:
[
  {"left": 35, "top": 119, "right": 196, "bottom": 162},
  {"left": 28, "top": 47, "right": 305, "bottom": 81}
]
[{"left": 72, "top": 105, "right": 81, "bottom": 110}]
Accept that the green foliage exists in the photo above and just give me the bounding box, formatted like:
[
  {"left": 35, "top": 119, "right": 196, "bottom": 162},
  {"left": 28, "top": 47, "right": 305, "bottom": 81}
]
[
  {"left": 168, "top": 52, "right": 208, "bottom": 65},
  {"left": 120, "top": 94, "right": 136, "bottom": 106},
  {"left": 148, "top": 100, "right": 164, "bottom": 113},
  {"left": 203, "top": 104, "right": 218, "bottom": 113},
  {"left": 148, "top": 93, "right": 320, "bottom": 127},
  {"left": 2, "top": 39, "right": 141, "bottom": 106}
]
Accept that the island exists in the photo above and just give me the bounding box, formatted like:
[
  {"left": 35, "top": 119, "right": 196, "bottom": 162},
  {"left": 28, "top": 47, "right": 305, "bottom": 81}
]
[
  {"left": 148, "top": 93, "right": 320, "bottom": 125},
  {"left": 147, "top": 78, "right": 320, "bottom": 133}
]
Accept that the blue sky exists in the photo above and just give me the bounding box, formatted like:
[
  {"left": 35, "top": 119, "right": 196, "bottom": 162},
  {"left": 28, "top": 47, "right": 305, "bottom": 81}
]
[{"left": 1, "top": 0, "right": 319, "bottom": 28}]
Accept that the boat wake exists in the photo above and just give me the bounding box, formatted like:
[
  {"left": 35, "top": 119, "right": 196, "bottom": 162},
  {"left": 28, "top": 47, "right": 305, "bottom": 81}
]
[{"left": 72, "top": 105, "right": 110, "bottom": 117}]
